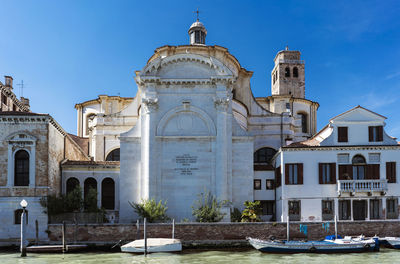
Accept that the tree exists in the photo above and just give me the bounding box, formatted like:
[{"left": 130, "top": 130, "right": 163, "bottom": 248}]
[
  {"left": 129, "top": 199, "right": 169, "bottom": 223},
  {"left": 241, "top": 200, "right": 262, "bottom": 222},
  {"left": 192, "top": 191, "right": 227, "bottom": 222}
]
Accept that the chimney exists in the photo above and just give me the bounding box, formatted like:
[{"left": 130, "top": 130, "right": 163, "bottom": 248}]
[
  {"left": 4, "top": 76, "right": 13, "bottom": 90},
  {"left": 20, "top": 97, "right": 30, "bottom": 109}
]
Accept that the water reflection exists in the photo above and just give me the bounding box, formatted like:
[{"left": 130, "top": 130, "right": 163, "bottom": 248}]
[{"left": 0, "top": 249, "right": 398, "bottom": 264}]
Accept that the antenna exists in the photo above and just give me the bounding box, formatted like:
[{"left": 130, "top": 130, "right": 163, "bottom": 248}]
[{"left": 17, "top": 80, "right": 26, "bottom": 98}]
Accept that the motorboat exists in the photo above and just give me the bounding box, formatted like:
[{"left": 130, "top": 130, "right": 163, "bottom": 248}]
[
  {"left": 121, "top": 238, "right": 182, "bottom": 253},
  {"left": 247, "top": 236, "right": 378, "bottom": 254}
]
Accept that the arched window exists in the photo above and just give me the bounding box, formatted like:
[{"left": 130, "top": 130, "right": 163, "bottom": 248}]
[
  {"left": 106, "top": 148, "right": 120, "bottom": 161},
  {"left": 352, "top": 155, "right": 366, "bottom": 164},
  {"left": 293, "top": 67, "right": 299, "bottom": 78},
  {"left": 285, "top": 67, "right": 290, "bottom": 77},
  {"left": 102, "top": 178, "right": 115, "bottom": 210},
  {"left": 85, "top": 113, "right": 96, "bottom": 135},
  {"left": 84, "top": 178, "right": 97, "bottom": 208},
  {"left": 352, "top": 155, "right": 366, "bottom": 180},
  {"left": 254, "top": 147, "right": 277, "bottom": 164},
  {"left": 298, "top": 113, "right": 308, "bottom": 133},
  {"left": 66, "top": 177, "right": 79, "bottom": 194},
  {"left": 14, "top": 150, "right": 29, "bottom": 186},
  {"left": 14, "top": 209, "right": 28, "bottom": 225}
]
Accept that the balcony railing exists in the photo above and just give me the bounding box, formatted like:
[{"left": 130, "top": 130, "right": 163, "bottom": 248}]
[{"left": 337, "top": 179, "right": 388, "bottom": 195}]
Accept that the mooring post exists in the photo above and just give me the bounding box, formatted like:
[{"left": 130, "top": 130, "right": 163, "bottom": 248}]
[
  {"left": 62, "top": 221, "right": 66, "bottom": 253},
  {"left": 144, "top": 217, "right": 147, "bottom": 256},
  {"left": 286, "top": 216, "right": 290, "bottom": 242},
  {"left": 20, "top": 208, "right": 26, "bottom": 257},
  {"left": 172, "top": 219, "right": 175, "bottom": 239},
  {"left": 136, "top": 219, "right": 140, "bottom": 240},
  {"left": 35, "top": 220, "right": 39, "bottom": 245},
  {"left": 335, "top": 215, "right": 338, "bottom": 239}
]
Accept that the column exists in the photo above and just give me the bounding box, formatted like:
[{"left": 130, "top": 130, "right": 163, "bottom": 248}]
[
  {"left": 382, "top": 197, "right": 386, "bottom": 220},
  {"left": 334, "top": 198, "right": 339, "bottom": 221},
  {"left": 97, "top": 179, "right": 102, "bottom": 209},
  {"left": 350, "top": 199, "right": 354, "bottom": 221},
  {"left": 214, "top": 82, "right": 232, "bottom": 221},
  {"left": 366, "top": 199, "right": 370, "bottom": 220},
  {"left": 140, "top": 86, "right": 158, "bottom": 200}
]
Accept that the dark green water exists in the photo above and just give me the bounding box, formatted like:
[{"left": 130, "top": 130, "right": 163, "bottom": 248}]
[{"left": 1, "top": 249, "right": 399, "bottom": 264}]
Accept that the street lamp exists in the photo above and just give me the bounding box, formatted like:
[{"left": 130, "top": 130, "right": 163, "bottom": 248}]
[{"left": 20, "top": 199, "right": 28, "bottom": 257}]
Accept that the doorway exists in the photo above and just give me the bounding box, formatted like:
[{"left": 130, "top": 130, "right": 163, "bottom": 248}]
[{"left": 353, "top": 200, "right": 367, "bottom": 220}]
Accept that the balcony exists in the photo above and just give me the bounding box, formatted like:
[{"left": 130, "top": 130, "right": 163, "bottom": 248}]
[{"left": 337, "top": 180, "right": 388, "bottom": 195}]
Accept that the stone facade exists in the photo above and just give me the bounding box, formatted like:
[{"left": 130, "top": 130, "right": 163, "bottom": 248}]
[{"left": 0, "top": 112, "right": 90, "bottom": 245}]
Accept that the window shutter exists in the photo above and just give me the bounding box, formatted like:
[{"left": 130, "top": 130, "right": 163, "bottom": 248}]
[
  {"left": 285, "top": 164, "right": 289, "bottom": 185},
  {"left": 319, "top": 163, "right": 323, "bottom": 184},
  {"left": 275, "top": 167, "right": 282, "bottom": 187},
  {"left": 338, "top": 127, "right": 348, "bottom": 142},
  {"left": 377, "top": 126, "right": 383, "bottom": 141},
  {"left": 298, "top": 163, "right": 303, "bottom": 184},
  {"left": 339, "top": 165, "right": 353, "bottom": 180},
  {"left": 330, "top": 163, "right": 337, "bottom": 184},
  {"left": 387, "top": 162, "right": 396, "bottom": 183},
  {"left": 373, "top": 164, "right": 380, "bottom": 179},
  {"left": 369, "top": 126, "right": 373, "bottom": 142},
  {"left": 366, "top": 164, "right": 373, "bottom": 179}
]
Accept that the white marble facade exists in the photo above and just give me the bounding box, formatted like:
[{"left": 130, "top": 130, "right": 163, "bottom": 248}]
[{"left": 72, "top": 20, "right": 319, "bottom": 222}]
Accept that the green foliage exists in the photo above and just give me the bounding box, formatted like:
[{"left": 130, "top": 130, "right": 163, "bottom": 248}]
[
  {"left": 40, "top": 186, "right": 103, "bottom": 215},
  {"left": 84, "top": 187, "right": 99, "bottom": 212},
  {"left": 192, "top": 191, "right": 227, "bottom": 222},
  {"left": 129, "top": 199, "right": 170, "bottom": 223},
  {"left": 230, "top": 207, "right": 242, "bottom": 222},
  {"left": 241, "top": 200, "right": 262, "bottom": 222}
]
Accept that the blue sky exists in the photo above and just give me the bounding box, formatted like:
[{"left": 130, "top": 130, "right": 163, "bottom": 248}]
[{"left": 1, "top": 0, "right": 400, "bottom": 139}]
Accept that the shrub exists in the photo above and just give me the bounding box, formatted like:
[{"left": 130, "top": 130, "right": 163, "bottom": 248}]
[
  {"left": 129, "top": 199, "right": 169, "bottom": 223},
  {"left": 241, "top": 200, "right": 262, "bottom": 222},
  {"left": 40, "top": 186, "right": 83, "bottom": 215},
  {"left": 230, "top": 207, "right": 242, "bottom": 222},
  {"left": 84, "top": 187, "right": 99, "bottom": 212},
  {"left": 192, "top": 191, "right": 227, "bottom": 222}
]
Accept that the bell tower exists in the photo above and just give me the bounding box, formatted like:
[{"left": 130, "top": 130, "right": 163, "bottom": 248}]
[{"left": 271, "top": 47, "right": 305, "bottom": 98}]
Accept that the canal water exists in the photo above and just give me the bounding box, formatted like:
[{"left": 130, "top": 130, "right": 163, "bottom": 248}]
[{"left": 0, "top": 249, "right": 398, "bottom": 264}]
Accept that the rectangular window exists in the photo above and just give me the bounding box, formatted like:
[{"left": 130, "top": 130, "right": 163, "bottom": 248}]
[
  {"left": 285, "top": 163, "right": 303, "bottom": 185},
  {"left": 322, "top": 200, "right": 334, "bottom": 220},
  {"left": 266, "top": 179, "right": 275, "bottom": 190},
  {"left": 387, "top": 198, "right": 398, "bottom": 219},
  {"left": 288, "top": 200, "right": 301, "bottom": 221},
  {"left": 370, "top": 199, "right": 380, "bottom": 220},
  {"left": 368, "top": 153, "right": 381, "bottom": 163},
  {"left": 254, "top": 179, "right": 261, "bottom": 190},
  {"left": 258, "top": 200, "right": 275, "bottom": 215},
  {"left": 386, "top": 162, "right": 397, "bottom": 183},
  {"left": 339, "top": 200, "right": 351, "bottom": 220},
  {"left": 319, "top": 163, "right": 336, "bottom": 184},
  {"left": 14, "top": 209, "right": 28, "bottom": 225},
  {"left": 338, "top": 127, "right": 348, "bottom": 142},
  {"left": 337, "top": 154, "right": 349, "bottom": 164},
  {"left": 369, "top": 126, "right": 383, "bottom": 142}
]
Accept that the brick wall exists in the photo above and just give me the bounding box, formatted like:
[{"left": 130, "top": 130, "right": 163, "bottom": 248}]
[{"left": 47, "top": 221, "right": 400, "bottom": 243}]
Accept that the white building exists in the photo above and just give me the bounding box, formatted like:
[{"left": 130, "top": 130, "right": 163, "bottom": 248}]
[
  {"left": 64, "top": 19, "right": 318, "bottom": 222},
  {"left": 275, "top": 106, "right": 400, "bottom": 222}
]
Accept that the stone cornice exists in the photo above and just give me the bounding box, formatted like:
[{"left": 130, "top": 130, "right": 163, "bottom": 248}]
[{"left": 282, "top": 145, "right": 400, "bottom": 151}]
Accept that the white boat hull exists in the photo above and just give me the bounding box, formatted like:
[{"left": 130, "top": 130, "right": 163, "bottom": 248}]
[{"left": 121, "top": 238, "right": 182, "bottom": 253}]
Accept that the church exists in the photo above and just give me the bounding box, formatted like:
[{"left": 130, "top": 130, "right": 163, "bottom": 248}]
[
  {"left": 67, "top": 18, "right": 318, "bottom": 222},
  {"left": 0, "top": 17, "right": 398, "bottom": 244}
]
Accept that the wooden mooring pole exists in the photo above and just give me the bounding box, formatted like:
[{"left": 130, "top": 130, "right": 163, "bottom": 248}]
[
  {"left": 35, "top": 220, "right": 39, "bottom": 245},
  {"left": 136, "top": 219, "right": 140, "bottom": 240},
  {"left": 62, "top": 221, "right": 66, "bottom": 253},
  {"left": 172, "top": 219, "right": 175, "bottom": 239},
  {"left": 144, "top": 218, "right": 147, "bottom": 256}
]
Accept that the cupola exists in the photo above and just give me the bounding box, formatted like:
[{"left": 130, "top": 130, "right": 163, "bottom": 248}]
[{"left": 188, "top": 19, "right": 207, "bottom": 45}]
